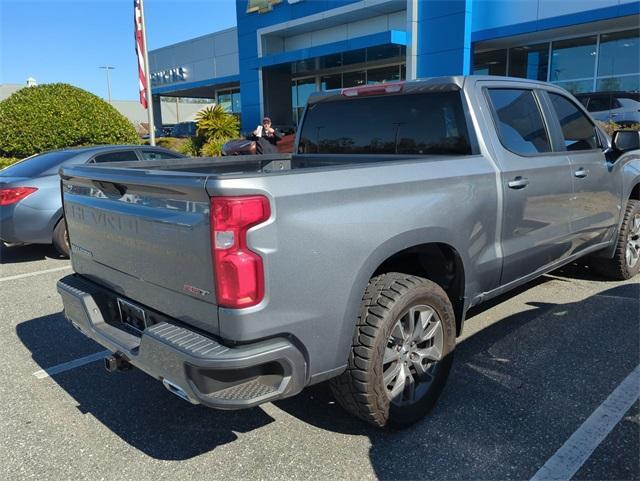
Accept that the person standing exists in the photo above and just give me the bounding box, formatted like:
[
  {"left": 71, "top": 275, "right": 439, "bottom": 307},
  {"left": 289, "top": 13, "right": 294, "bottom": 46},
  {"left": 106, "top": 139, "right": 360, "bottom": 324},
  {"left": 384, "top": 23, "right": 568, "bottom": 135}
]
[{"left": 252, "top": 117, "right": 281, "bottom": 154}]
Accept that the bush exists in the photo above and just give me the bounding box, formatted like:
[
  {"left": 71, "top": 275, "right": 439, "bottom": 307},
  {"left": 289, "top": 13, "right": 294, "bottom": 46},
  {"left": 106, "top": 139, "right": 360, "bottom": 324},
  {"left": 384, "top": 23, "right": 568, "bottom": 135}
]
[
  {"left": 0, "top": 83, "right": 139, "bottom": 159},
  {"left": 597, "top": 120, "right": 640, "bottom": 136},
  {"left": 147, "top": 136, "right": 190, "bottom": 152},
  {"left": 195, "top": 105, "right": 239, "bottom": 142},
  {"left": 178, "top": 137, "right": 203, "bottom": 157},
  {"left": 201, "top": 138, "right": 226, "bottom": 157},
  {"left": 0, "top": 157, "right": 20, "bottom": 170}
]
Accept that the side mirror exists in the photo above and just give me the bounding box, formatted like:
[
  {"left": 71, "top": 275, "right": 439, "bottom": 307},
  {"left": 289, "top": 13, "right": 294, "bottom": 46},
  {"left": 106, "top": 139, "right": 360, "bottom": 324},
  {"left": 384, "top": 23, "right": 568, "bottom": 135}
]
[
  {"left": 605, "top": 130, "right": 640, "bottom": 162},
  {"left": 613, "top": 130, "right": 640, "bottom": 153}
]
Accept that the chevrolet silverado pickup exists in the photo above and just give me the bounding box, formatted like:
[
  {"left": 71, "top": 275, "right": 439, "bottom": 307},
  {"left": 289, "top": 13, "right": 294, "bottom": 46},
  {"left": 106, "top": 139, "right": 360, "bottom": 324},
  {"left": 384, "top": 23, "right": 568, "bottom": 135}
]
[{"left": 57, "top": 76, "right": 640, "bottom": 428}]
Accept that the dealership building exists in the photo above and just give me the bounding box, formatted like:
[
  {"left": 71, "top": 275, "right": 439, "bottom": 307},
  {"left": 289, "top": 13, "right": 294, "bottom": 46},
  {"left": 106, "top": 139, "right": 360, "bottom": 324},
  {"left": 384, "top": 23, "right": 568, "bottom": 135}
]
[{"left": 148, "top": 0, "right": 640, "bottom": 132}]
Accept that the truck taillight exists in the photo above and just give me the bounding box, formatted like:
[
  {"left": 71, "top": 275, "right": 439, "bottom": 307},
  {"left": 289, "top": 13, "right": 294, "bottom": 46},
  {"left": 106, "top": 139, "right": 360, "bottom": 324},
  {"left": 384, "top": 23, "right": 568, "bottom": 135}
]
[
  {"left": 211, "top": 195, "right": 270, "bottom": 308},
  {"left": 0, "top": 187, "right": 38, "bottom": 206}
]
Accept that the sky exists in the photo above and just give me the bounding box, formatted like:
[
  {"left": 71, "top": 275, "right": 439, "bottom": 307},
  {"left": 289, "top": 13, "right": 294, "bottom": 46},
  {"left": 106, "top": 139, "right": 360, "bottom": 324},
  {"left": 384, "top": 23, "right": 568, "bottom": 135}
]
[{"left": 0, "top": 0, "right": 237, "bottom": 101}]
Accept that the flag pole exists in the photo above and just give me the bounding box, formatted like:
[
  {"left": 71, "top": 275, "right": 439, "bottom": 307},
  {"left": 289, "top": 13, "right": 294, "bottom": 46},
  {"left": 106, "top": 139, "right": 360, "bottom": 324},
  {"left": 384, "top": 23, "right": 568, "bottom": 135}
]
[{"left": 139, "top": 0, "right": 155, "bottom": 146}]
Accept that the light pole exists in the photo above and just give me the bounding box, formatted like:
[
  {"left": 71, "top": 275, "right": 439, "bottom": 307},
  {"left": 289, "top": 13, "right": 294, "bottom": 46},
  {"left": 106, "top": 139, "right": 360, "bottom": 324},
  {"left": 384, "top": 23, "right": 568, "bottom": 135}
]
[{"left": 99, "top": 66, "right": 115, "bottom": 104}]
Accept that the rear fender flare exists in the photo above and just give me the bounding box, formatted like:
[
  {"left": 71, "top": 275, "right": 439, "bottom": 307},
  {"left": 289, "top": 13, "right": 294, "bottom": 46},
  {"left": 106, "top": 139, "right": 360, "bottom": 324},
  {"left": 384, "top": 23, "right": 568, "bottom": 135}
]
[{"left": 334, "top": 227, "right": 469, "bottom": 367}]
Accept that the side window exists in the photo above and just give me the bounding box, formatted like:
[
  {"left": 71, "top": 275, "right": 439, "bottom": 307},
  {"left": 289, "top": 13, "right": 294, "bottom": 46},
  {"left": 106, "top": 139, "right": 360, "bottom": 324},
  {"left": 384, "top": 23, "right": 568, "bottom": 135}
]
[
  {"left": 487, "top": 88, "right": 551, "bottom": 155},
  {"left": 92, "top": 151, "right": 138, "bottom": 163},
  {"left": 139, "top": 149, "right": 181, "bottom": 160},
  {"left": 548, "top": 93, "right": 599, "bottom": 151}
]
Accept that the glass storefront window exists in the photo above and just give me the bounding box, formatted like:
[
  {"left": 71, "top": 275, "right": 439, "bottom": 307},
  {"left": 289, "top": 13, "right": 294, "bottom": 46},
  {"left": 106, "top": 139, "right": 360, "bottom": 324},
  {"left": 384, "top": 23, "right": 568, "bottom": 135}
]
[
  {"left": 343, "top": 70, "right": 366, "bottom": 88},
  {"left": 217, "top": 89, "right": 241, "bottom": 113},
  {"left": 598, "top": 29, "right": 640, "bottom": 77},
  {"left": 473, "top": 29, "right": 638, "bottom": 94},
  {"left": 292, "top": 78, "right": 316, "bottom": 124},
  {"left": 508, "top": 43, "right": 549, "bottom": 81},
  {"left": 321, "top": 74, "right": 342, "bottom": 91},
  {"left": 367, "top": 65, "right": 401, "bottom": 84},
  {"left": 292, "top": 78, "right": 316, "bottom": 108},
  {"left": 367, "top": 45, "right": 402, "bottom": 62},
  {"left": 553, "top": 79, "right": 594, "bottom": 94},
  {"left": 473, "top": 49, "right": 507, "bottom": 76},
  {"left": 596, "top": 76, "right": 640, "bottom": 92},
  {"left": 342, "top": 49, "right": 366, "bottom": 67},
  {"left": 550, "top": 36, "right": 597, "bottom": 82}
]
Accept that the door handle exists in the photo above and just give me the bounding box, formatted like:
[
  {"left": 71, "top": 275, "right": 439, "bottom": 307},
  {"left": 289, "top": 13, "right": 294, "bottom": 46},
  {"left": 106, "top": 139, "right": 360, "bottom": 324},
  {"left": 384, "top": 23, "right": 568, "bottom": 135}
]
[
  {"left": 574, "top": 168, "right": 588, "bottom": 178},
  {"left": 508, "top": 176, "right": 529, "bottom": 189}
]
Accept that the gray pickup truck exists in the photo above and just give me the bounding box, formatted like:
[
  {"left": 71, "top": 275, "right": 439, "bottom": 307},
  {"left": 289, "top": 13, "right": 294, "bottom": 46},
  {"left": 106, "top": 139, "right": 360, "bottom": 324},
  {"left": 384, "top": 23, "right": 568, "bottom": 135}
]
[{"left": 57, "top": 76, "right": 640, "bottom": 428}]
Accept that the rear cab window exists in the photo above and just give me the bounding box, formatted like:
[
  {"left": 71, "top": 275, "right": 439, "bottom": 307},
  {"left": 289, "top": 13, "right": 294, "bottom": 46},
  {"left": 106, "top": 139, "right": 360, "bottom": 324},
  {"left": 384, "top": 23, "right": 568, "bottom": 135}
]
[
  {"left": 486, "top": 88, "right": 552, "bottom": 155},
  {"left": 298, "top": 91, "right": 473, "bottom": 156}
]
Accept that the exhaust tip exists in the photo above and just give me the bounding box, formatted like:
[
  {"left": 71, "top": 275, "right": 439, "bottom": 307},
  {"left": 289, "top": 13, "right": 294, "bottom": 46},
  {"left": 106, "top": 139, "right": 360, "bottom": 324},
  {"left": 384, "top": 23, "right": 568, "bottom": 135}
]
[{"left": 162, "top": 378, "right": 198, "bottom": 404}]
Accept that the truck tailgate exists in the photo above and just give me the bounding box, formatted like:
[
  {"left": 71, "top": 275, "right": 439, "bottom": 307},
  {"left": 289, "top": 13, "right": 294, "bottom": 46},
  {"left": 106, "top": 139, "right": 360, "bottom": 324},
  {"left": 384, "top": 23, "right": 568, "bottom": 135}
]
[{"left": 61, "top": 165, "right": 219, "bottom": 334}]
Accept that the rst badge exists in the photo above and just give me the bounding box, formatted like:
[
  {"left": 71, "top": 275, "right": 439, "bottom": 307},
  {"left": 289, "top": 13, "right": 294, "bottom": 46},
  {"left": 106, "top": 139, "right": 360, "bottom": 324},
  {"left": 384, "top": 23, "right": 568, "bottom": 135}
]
[{"left": 183, "top": 284, "right": 211, "bottom": 297}]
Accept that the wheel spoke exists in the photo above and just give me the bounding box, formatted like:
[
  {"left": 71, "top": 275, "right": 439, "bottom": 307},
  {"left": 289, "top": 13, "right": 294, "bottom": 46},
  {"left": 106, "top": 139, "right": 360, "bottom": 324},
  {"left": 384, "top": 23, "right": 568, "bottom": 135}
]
[
  {"left": 423, "top": 318, "right": 441, "bottom": 341},
  {"left": 404, "top": 368, "right": 416, "bottom": 401},
  {"left": 383, "top": 346, "right": 401, "bottom": 364},
  {"left": 383, "top": 362, "right": 402, "bottom": 387},
  {"left": 633, "top": 216, "right": 640, "bottom": 234},
  {"left": 405, "top": 307, "right": 416, "bottom": 342},
  {"left": 390, "top": 321, "right": 405, "bottom": 343},
  {"left": 387, "top": 364, "right": 407, "bottom": 400},
  {"left": 415, "top": 344, "right": 442, "bottom": 362},
  {"left": 412, "top": 308, "right": 434, "bottom": 342}
]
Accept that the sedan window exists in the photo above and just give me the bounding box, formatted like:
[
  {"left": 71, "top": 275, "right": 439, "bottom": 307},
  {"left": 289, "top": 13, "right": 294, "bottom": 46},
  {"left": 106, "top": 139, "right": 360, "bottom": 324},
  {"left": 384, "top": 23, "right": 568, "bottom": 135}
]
[
  {"left": 139, "top": 149, "right": 182, "bottom": 160},
  {"left": 92, "top": 151, "right": 139, "bottom": 163}
]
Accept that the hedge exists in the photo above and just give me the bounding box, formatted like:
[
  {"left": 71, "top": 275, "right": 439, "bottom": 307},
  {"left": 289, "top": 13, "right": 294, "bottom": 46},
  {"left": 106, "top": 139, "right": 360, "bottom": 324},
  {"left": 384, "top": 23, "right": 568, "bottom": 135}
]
[{"left": 0, "top": 83, "right": 139, "bottom": 159}]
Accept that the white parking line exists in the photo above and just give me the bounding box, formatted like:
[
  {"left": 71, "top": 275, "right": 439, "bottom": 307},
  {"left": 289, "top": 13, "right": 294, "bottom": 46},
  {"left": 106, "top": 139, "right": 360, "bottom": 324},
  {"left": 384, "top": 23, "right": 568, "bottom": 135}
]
[
  {"left": 530, "top": 364, "right": 640, "bottom": 481},
  {"left": 0, "top": 265, "right": 71, "bottom": 282},
  {"left": 32, "top": 350, "right": 112, "bottom": 379}
]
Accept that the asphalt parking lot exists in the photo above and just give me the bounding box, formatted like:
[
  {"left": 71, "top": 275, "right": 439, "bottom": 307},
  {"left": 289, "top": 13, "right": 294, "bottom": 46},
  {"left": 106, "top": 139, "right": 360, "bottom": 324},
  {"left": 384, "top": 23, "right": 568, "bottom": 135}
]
[{"left": 1, "top": 243, "right": 638, "bottom": 481}]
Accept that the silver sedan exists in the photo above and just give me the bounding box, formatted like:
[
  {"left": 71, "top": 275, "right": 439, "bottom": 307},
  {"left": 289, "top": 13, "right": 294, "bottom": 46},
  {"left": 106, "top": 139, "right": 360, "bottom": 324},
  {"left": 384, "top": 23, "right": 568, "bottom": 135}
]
[{"left": 0, "top": 145, "right": 185, "bottom": 256}]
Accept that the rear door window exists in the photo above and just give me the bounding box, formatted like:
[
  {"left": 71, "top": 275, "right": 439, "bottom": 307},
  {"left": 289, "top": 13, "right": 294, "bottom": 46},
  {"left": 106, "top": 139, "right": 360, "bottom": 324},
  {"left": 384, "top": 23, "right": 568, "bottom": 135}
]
[
  {"left": 298, "top": 91, "right": 472, "bottom": 155},
  {"left": 486, "top": 89, "right": 552, "bottom": 155},
  {"left": 548, "top": 93, "right": 599, "bottom": 151},
  {"left": 92, "top": 151, "right": 139, "bottom": 163}
]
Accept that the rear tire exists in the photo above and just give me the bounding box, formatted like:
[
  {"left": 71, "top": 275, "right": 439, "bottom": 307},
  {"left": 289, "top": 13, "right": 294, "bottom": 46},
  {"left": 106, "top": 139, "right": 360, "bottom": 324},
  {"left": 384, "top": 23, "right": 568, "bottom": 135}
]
[
  {"left": 592, "top": 200, "right": 640, "bottom": 280},
  {"left": 52, "top": 219, "right": 69, "bottom": 258},
  {"left": 329, "top": 273, "right": 456, "bottom": 428}
]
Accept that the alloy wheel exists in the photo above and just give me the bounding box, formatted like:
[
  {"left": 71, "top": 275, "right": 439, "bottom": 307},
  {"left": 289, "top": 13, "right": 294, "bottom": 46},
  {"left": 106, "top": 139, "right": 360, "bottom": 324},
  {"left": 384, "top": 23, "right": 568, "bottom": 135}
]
[
  {"left": 626, "top": 214, "right": 640, "bottom": 268},
  {"left": 383, "top": 304, "right": 444, "bottom": 406}
]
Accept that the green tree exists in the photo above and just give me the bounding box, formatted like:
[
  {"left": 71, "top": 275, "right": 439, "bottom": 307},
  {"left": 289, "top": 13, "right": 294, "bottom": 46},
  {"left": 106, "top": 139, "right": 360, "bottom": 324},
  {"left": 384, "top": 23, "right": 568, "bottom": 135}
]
[{"left": 0, "top": 83, "right": 139, "bottom": 159}]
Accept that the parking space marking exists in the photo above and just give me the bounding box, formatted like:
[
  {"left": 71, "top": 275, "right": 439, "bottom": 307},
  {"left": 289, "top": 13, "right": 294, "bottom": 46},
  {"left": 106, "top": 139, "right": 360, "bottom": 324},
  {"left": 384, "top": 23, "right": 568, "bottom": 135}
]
[
  {"left": 32, "top": 350, "right": 111, "bottom": 379},
  {"left": 0, "top": 265, "right": 71, "bottom": 283},
  {"left": 530, "top": 364, "right": 640, "bottom": 481}
]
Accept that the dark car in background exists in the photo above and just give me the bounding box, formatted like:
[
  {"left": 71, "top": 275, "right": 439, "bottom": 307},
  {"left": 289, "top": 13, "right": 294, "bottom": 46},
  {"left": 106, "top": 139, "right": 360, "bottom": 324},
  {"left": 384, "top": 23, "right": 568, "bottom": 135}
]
[
  {"left": 0, "top": 145, "right": 185, "bottom": 257},
  {"left": 576, "top": 91, "right": 640, "bottom": 126}
]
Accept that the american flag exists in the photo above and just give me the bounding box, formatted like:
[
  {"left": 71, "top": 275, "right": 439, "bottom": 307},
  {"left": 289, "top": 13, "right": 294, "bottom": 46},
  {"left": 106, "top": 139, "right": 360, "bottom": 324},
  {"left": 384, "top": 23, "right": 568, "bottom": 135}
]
[{"left": 134, "top": 0, "right": 148, "bottom": 108}]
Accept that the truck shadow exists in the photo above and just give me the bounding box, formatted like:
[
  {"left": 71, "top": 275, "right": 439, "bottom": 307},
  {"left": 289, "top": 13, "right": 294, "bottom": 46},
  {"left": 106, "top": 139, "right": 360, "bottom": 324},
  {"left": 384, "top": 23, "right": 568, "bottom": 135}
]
[
  {"left": 15, "top": 279, "right": 639, "bottom": 471},
  {"left": 273, "top": 282, "right": 639, "bottom": 479},
  {"left": 0, "top": 243, "right": 64, "bottom": 264},
  {"left": 16, "top": 312, "right": 276, "bottom": 460}
]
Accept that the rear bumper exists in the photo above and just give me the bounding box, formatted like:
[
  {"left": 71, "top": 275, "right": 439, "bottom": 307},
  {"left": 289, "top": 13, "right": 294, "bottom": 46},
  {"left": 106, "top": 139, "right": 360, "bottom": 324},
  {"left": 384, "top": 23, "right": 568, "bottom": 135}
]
[{"left": 56, "top": 274, "right": 307, "bottom": 409}]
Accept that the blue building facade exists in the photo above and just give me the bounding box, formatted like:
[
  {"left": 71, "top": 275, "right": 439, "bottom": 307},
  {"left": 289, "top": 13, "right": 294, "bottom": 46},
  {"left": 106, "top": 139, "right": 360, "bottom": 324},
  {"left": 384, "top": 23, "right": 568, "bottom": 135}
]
[{"left": 149, "top": 0, "right": 639, "bottom": 132}]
